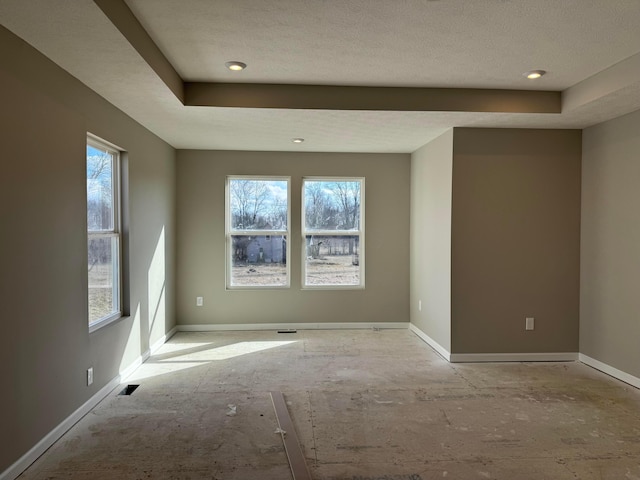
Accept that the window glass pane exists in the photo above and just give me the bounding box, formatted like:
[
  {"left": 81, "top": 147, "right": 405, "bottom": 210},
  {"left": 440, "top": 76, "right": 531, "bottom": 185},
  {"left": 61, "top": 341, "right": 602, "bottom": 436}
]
[
  {"left": 88, "top": 236, "right": 119, "bottom": 323},
  {"left": 230, "top": 235, "right": 287, "bottom": 286},
  {"left": 305, "top": 235, "right": 360, "bottom": 286},
  {"left": 87, "top": 145, "right": 114, "bottom": 231},
  {"left": 229, "top": 179, "right": 288, "bottom": 230},
  {"left": 304, "top": 180, "right": 361, "bottom": 231}
]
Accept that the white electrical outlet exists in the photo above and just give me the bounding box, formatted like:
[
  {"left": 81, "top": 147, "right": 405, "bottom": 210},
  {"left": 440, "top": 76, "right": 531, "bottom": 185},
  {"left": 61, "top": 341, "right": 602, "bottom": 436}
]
[
  {"left": 525, "top": 317, "right": 535, "bottom": 330},
  {"left": 87, "top": 367, "right": 94, "bottom": 386},
  {"left": 196, "top": 296, "right": 204, "bottom": 307},
  {"left": 418, "top": 300, "right": 422, "bottom": 312}
]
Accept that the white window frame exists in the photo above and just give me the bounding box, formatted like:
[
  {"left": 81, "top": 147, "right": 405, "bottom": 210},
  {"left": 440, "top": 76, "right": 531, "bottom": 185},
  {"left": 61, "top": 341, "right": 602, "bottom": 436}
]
[
  {"left": 226, "top": 176, "right": 291, "bottom": 289},
  {"left": 87, "top": 135, "right": 123, "bottom": 331},
  {"left": 302, "top": 177, "right": 365, "bottom": 289}
]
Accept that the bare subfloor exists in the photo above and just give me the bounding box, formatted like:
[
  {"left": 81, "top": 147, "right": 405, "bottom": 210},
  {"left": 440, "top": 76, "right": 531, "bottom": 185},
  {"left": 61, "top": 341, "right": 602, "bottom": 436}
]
[{"left": 19, "top": 330, "right": 640, "bottom": 479}]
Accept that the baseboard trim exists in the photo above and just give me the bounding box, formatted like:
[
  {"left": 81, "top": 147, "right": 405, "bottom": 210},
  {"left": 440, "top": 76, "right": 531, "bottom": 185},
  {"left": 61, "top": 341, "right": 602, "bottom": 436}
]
[
  {"left": 0, "top": 328, "right": 181, "bottom": 480},
  {"left": 119, "top": 327, "right": 179, "bottom": 384},
  {"left": 450, "top": 352, "right": 579, "bottom": 363},
  {"left": 177, "top": 322, "right": 409, "bottom": 332},
  {"left": 579, "top": 353, "right": 640, "bottom": 389},
  {"left": 150, "top": 326, "right": 178, "bottom": 354},
  {"left": 119, "top": 352, "right": 149, "bottom": 381},
  {"left": 408, "top": 323, "right": 451, "bottom": 361},
  {"left": 0, "top": 375, "right": 120, "bottom": 480},
  {"left": 10, "top": 326, "right": 626, "bottom": 480}
]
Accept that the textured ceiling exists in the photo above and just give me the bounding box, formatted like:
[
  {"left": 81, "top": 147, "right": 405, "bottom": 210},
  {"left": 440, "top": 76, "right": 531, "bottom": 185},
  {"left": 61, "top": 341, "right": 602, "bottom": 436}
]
[
  {"left": 125, "top": 0, "right": 640, "bottom": 89},
  {"left": 2, "top": 0, "right": 640, "bottom": 152}
]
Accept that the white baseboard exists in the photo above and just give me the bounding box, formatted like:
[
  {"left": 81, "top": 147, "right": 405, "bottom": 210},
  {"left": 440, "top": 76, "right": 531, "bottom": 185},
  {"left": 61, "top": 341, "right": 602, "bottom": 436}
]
[
  {"left": 409, "top": 323, "right": 451, "bottom": 361},
  {"left": 119, "top": 327, "right": 178, "bottom": 382},
  {"left": 0, "top": 376, "right": 120, "bottom": 480},
  {"left": 14, "top": 325, "right": 636, "bottom": 480},
  {"left": 579, "top": 353, "right": 640, "bottom": 389},
  {"left": 119, "top": 352, "right": 149, "bottom": 381},
  {"left": 407, "top": 324, "right": 578, "bottom": 364},
  {"left": 178, "top": 322, "right": 409, "bottom": 332},
  {"left": 0, "top": 326, "right": 179, "bottom": 480},
  {"left": 150, "top": 326, "right": 178, "bottom": 354},
  {"left": 450, "top": 352, "right": 578, "bottom": 363}
]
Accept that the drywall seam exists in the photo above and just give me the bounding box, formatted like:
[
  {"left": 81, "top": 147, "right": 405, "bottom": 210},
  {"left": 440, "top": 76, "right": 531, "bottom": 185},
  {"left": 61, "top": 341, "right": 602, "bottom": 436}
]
[
  {"left": 178, "top": 322, "right": 409, "bottom": 331},
  {"left": 579, "top": 354, "right": 640, "bottom": 389},
  {"left": 450, "top": 353, "right": 578, "bottom": 363},
  {"left": 409, "top": 323, "right": 451, "bottom": 361}
]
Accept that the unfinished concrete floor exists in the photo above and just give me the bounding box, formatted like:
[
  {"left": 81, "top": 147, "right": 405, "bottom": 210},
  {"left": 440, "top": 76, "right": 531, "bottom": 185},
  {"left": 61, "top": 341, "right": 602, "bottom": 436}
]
[{"left": 18, "top": 329, "right": 640, "bottom": 479}]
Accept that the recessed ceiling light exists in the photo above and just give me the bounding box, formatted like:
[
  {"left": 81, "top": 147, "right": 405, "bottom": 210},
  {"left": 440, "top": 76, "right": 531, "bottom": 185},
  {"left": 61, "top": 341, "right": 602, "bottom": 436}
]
[
  {"left": 225, "top": 61, "right": 247, "bottom": 71},
  {"left": 292, "top": 138, "right": 305, "bottom": 144},
  {"left": 524, "top": 70, "right": 546, "bottom": 79}
]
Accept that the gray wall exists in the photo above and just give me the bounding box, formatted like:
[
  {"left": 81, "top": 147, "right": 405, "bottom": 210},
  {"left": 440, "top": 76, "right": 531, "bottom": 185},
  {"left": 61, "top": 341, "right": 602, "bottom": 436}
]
[
  {"left": 0, "top": 26, "right": 176, "bottom": 472},
  {"left": 581, "top": 110, "right": 640, "bottom": 378},
  {"left": 176, "top": 150, "right": 410, "bottom": 325},
  {"left": 451, "top": 128, "right": 582, "bottom": 354},
  {"left": 410, "top": 130, "right": 453, "bottom": 352}
]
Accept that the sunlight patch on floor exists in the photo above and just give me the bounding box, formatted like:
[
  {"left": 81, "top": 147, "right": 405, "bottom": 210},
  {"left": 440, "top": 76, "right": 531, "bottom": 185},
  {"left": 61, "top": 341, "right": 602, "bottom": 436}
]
[
  {"left": 124, "top": 340, "right": 298, "bottom": 381},
  {"left": 125, "top": 361, "right": 207, "bottom": 382},
  {"left": 154, "top": 342, "right": 214, "bottom": 355},
  {"left": 161, "top": 340, "right": 298, "bottom": 362}
]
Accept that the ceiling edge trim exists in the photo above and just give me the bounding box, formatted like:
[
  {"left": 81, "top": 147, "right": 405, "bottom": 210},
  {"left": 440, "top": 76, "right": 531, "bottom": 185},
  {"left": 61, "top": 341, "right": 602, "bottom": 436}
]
[{"left": 94, "top": 1, "right": 561, "bottom": 115}]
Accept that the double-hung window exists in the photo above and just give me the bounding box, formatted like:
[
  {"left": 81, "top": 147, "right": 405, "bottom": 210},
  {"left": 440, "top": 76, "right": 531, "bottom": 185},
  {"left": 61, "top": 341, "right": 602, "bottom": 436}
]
[
  {"left": 226, "top": 177, "right": 290, "bottom": 288},
  {"left": 87, "top": 137, "right": 122, "bottom": 327},
  {"left": 302, "top": 178, "right": 364, "bottom": 288}
]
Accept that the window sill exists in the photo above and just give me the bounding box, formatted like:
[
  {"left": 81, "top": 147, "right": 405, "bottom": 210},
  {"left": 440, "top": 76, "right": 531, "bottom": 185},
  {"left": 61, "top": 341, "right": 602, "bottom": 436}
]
[
  {"left": 226, "top": 285, "right": 291, "bottom": 291},
  {"left": 89, "top": 312, "right": 127, "bottom": 334},
  {"left": 302, "top": 285, "right": 365, "bottom": 291}
]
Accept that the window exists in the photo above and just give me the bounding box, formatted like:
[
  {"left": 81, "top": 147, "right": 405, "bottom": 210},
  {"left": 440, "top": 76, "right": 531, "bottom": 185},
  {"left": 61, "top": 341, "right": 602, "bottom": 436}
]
[
  {"left": 87, "top": 137, "right": 121, "bottom": 327},
  {"left": 302, "top": 178, "right": 364, "bottom": 288},
  {"left": 226, "top": 177, "right": 290, "bottom": 288}
]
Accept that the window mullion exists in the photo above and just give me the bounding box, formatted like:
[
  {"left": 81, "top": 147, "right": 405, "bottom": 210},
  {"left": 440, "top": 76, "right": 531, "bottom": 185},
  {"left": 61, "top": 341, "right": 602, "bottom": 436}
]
[{"left": 229, "top": 230, "right": 288, "bottom": 236}]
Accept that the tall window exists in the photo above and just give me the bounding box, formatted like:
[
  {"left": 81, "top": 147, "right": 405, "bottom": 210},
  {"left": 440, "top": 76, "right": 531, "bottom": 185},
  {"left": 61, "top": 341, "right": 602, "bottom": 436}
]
[
  {"left": 226, "top": 177, "right": 290, "bottom": 288},
  {"left": 302, "top": 178, "right": 364, "bottom": 288},
  {"left": 87, "top": 137, "right": 121, "bottom": 326}
]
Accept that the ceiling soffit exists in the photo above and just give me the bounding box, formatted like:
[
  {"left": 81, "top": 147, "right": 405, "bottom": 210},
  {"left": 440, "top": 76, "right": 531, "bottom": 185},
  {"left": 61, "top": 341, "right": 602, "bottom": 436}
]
[
  {"left": 95, "top": 0, "right": 561, "bottom": 115},
  {"left": 3, "top": 0, "right": 640, "bottom": 151}
]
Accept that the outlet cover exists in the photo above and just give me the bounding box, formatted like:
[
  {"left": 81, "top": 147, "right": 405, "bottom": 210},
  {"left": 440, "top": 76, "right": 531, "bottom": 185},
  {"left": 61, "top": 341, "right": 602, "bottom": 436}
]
[
  {"left": 87, "top": 367, "right": 94, "bottom": 386},
  {"left": 196, "top": 296, "right": 204, "bottom": 307},
  {"left": 525, "top": 317, "right": 535, "bottom": 330}
]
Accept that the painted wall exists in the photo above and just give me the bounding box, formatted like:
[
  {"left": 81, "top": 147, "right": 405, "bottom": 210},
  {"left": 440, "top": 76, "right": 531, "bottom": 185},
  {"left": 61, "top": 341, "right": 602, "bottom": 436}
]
[
  {"left": 580, "top": 110, "right": 640, "bottom": 378},
  {"left": 451, "top": 128, "right": 581, "bottom": 354},
  {"left": 410, "top": 130, "right": 454, "bottom": 352},
  {"left": 176, "top": 150, "right": 410, "bottom": 325},
  {"left": 0, "top": 27, "right": 176, "bottom": 473}
]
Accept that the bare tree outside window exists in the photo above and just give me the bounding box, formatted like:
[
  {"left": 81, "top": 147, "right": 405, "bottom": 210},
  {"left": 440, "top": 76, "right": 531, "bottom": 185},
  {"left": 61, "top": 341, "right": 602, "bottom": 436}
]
[
  {"left": 87, "top": 140, "right": 121, "bottom": 325},
  {"left": 303, "top": 178, "right": 364, "bottom": 287},
  {"left": 227, "top": 178, "right": 290, "bottom": 287},
  {"left": 331, "top": 181, "right": 361, "bottom": 231},
  {"left": 87, "top": 151, "right": 113, "bottom": 231}
]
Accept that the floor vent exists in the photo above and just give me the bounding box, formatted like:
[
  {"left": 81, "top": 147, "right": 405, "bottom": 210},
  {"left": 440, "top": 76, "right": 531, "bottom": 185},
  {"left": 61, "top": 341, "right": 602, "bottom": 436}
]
[
  {"left": 278, "top": 329, "right": 297, "bottom": 334},
  {"left": 119, "top": 384, "right": 139, "bottom": 396}
]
